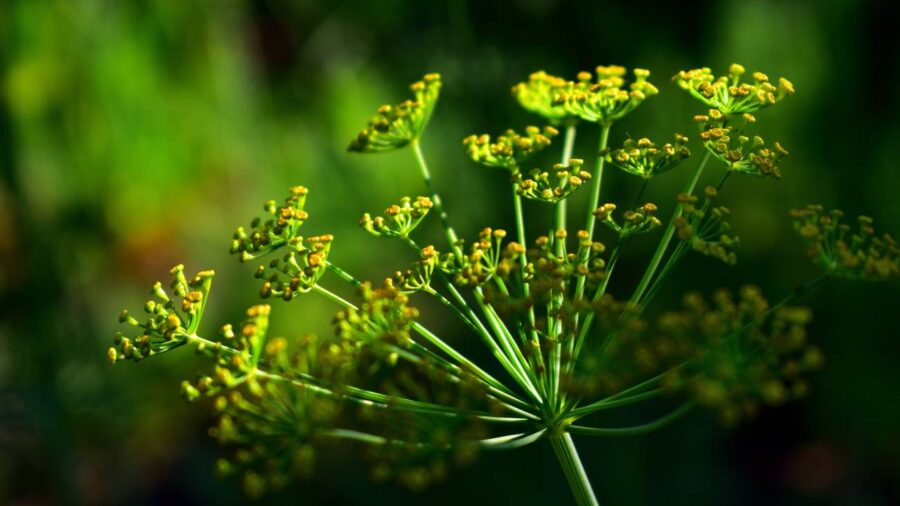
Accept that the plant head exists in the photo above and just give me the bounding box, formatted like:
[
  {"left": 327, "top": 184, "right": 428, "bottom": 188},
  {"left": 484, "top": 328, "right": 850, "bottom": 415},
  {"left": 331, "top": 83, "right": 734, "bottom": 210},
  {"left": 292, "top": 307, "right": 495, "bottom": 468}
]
[
  {"left": 106, "top": 64, "right": 896, "bottom": 504},
  {"left": 349, "top": 73, "right": 442, "bottom": 153}
]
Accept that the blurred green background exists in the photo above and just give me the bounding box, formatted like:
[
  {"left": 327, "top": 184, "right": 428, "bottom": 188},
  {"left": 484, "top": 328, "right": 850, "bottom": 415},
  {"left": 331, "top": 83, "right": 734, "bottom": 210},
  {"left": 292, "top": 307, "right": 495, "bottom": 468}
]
[{"left": 1, "top": 0, "right": 898, "bottom": 504}]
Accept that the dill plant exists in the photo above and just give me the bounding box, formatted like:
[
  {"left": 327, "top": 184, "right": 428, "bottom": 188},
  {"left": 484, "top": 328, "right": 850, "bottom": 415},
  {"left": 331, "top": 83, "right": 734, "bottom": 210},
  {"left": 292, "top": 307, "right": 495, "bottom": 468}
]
[{"left": 107, "top": 65, "right": 900, "bottom": 504}]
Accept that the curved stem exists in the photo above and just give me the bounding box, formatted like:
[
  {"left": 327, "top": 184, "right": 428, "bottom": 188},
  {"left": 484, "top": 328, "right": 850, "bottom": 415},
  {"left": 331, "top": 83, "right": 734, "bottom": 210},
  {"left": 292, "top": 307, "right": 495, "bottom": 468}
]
[
  {"left": 568, "top": 401, "right": 695, "bottom": 437},
  {"left": 568, "top": 389, "right": 664, "bottom": 420},
  {"left": 319, "top": 427, "right": 548, "bottom": 450},
  {"left": 480, "top": 428, "right": 548, "bottom": 450},
  {"left": 550, "top": 433, "right": 599, "bottom": 506}
]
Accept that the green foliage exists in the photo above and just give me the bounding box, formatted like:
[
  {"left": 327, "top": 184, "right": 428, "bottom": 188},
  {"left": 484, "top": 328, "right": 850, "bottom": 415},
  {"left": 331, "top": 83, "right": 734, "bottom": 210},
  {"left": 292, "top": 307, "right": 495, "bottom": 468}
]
[{"left": 107, "top": 65, "right": 897, "bottom": 504}]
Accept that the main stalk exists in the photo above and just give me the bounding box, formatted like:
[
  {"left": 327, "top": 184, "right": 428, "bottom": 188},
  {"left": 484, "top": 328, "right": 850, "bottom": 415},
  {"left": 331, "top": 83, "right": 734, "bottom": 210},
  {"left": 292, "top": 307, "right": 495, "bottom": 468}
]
[{"left": 550, "top": 433, "right": 599, "bottom": 506}]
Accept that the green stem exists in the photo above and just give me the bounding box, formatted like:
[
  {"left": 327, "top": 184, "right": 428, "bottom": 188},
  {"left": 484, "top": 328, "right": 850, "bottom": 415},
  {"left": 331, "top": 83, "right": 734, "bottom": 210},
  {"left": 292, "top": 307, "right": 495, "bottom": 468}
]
[
  {"left": 632, "top": 178, "right": 649, "bottom": 208},
  {"left": 574, "top": 123, "right": 612, "bottom": 303},
  {"left": 183, "top": 332, "right": 520, "bottom": 421},
  {"left": 424, "top": 286, "right": 481, "bottom": 334},
  {"left": 474, "top": 286, "right": 544, "bottom": 403},
  {"left": 412, "top": 139, "right": 461, "bottom": 258},
  {"left": 321, "top": 265, "right": 520, "bottom": 402},
  {"left": 568, "top": 401, "right": 695, "bottom": 437},
  {"left": 512, "top": 186, "right": 535, "bottom": 337},
  {"left": 405, "top": 143, "right": 543, "bottom": 400},
  {"left": 766, "top": 272, "right": 829, "bottom": 316},
  {"left": 480, "top": 428, "right": 548, "bottom": 450},
  {"left": 571, "top": 244, "right": 621, "bottom": 366},
  {"left": 550, "top": 433, "right": 599, "bottom": 506},
  {"left": 629, "top": 151, "right": 711, "bottom": 307},
  {"left": 568, "top": 389, "right": 664, "bottom": 420},
  {"left": 396, "top": 240, "right": 537, "bottom": 402},
  {"left": 583, "top": 124, "right": 612, "bottom": 240},
  {"left": 554, "top": 124, "right": 578, "bottom": 240},
  {"left": 637, "top": 242, "right": 689, "bottom": 313}
]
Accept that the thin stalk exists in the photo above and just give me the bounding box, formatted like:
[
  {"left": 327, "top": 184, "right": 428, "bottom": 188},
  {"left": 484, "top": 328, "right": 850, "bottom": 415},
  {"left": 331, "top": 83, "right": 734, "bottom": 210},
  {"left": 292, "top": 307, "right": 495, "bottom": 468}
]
[
  {"left": 567, "top": 389, "right": 664, "bottom": 420},
  {"left": 551, "top": 124, "right": 609, "bottom": 408},
  {"left": 395, "top": 240, "right": 537, "bottom": 403},
  {"left": 183, "top": 333, "right": 520, "bottom": 421},
  {"left": 512, "top": 183, "right": 542, "bottom": 357},
  {"left": 405, "top": 144, "right": 542, "bottom": 401},
  {"left": 637, "top": 242, "right": 689, "bottom": 313},
  {"left": 764, "top": 272, "right": 829, "bottom": 317},
  {"left": 568, "top": 401, "right": 695, "bottom": 437},
  {"left": 313, "top": 280, "right": 527, "bottom": 407},
  {"left": 632, "top": 179, "right": 649, "bottom": 208},
  {"left": 322, "top": 264, "right": 514, "bottom": 398},
  {"left": 629, "top": 151, "right": 711, "bottom": 307},
  {"left": 573, "top": 123, "right": 612, "bottom": 303},
  {"left": 571, "top": 245, "right": 621, "bottom": 366},
  {"left": 423, "top": 286, "right": 482, "bottom": 334},
  {"left": 480, "top": 428, "right": 548, "bottom": 450},
  {"left": 411, "top": 139, "right": 461, "bottom": 258},
  {"left": 550, "top": 433, "right": 599, "bottom": 506},
  {"left": 553, "top": 124, "right": 578, "bottom": 241},
  {"left": 319, "top": 428, "right": 554, "bottom": 452},
  {"left": 400, "top": 238, "right": 486, "bottom": 332},
  {"left": 728, "top": 272, "right": 830, "bottom": 341},
  {"left": 474, "top": 287, "right": 544, "bottom": 404},
  {"left": 583, "top": 123, "right": 613, "bottom": 241}
]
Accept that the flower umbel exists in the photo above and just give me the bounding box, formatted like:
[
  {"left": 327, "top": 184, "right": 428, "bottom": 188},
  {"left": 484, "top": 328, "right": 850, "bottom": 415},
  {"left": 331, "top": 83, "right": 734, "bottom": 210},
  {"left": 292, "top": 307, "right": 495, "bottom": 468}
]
[
  {"left": 555, "top": 66, "right": 658, "bottom": 124},
  {"left": 514, "top": 159, "right": 590, "bottom": 203},
  {"left": 108, "top": 265, "right": 214, "bottom": 364},
  {"left": 361, "top": 196, "right": 434, "bottom": 238},
  {"left": 511, "top": 71, "right": 578, "bottom": 124},
  {"left": 348, "top": 73, "right": 442, "bottom": 153},
  {"left": 463, "top": 126, "right": 559, "bottom": 171},
  {"left": 605, "top": 134, "right": 691, "bottom": 179},
  {"left": 674, "top": 187, "right": 739, "bottom": 265},
  {"left": 696, "top": 111, "right": 788, "bottom": 179},
  {"left": 594, "top": 203, "right": 662, "bottom": 239},
  {"left": 674, "top": 63, "right": 795, "bottom": 115},
  {"left": 790, "top": 206, "right": 900, "bottom": 281}
]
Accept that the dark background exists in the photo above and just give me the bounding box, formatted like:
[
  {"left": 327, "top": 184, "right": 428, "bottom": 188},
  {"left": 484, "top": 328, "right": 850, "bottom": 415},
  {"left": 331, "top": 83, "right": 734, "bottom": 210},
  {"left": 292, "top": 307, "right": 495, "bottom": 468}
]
[{"left": 1, "top": 0, "right": 899, "bottom": 504}]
